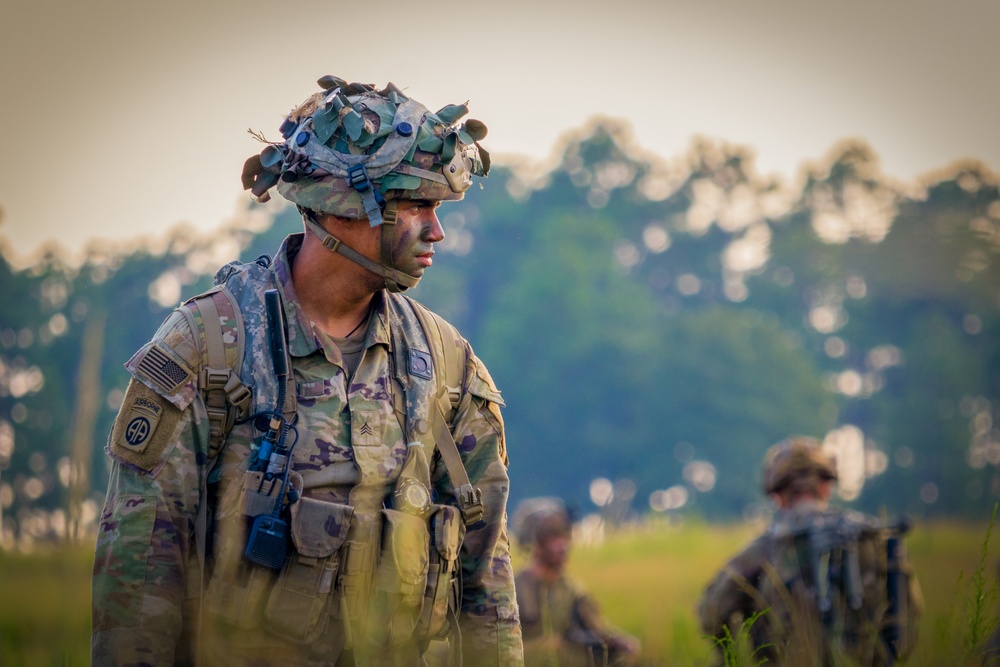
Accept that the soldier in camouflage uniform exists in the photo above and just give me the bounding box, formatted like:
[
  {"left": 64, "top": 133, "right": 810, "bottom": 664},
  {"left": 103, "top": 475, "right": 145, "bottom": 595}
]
[
  {"left": 699, "top": 437, "right": 922, "bottom": 666},
  {"left": 512, "top": 498, "right": 641, "bottom": 667},
  {"left": 92, "top": 76, "right": 523, "bottom": 666}
]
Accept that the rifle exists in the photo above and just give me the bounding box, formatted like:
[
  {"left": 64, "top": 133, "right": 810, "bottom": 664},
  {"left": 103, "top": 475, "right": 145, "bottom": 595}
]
[{"left": 881, "top": 517, "right": 912, "bottom": 664}]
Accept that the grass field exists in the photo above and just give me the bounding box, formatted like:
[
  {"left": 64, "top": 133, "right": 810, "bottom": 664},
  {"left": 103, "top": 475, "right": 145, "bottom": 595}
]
[{"left": 2, "top": 518, "right": 997, "bottom": 665}]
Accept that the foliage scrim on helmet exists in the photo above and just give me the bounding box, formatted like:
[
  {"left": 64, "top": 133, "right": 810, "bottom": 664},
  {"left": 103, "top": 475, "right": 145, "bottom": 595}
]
[{"left": 241, "top": 76, "right": 490, "bottom": 224}]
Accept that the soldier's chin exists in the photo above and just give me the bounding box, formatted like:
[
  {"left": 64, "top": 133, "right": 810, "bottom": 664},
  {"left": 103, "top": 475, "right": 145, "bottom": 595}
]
[{"left": 404, "top": 265, "right": 427, "bottom": 279}]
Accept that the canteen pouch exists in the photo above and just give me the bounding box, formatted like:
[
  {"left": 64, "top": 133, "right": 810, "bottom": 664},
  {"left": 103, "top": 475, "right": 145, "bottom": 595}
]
[
  {"left": 366, "top": 508, "right": 430, "bottom": 648},
  {"left": 417, "top": 504, "right": 466, "bottom": 640},
  {"left": 263, "top": 497, "right": 354, "bottom": 642},
  {"left": 204, "top": 469, "right": 285, "bottom": 628}
]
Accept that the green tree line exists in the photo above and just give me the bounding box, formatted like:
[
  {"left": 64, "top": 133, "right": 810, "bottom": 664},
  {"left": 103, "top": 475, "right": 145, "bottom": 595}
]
[{"left": 0, "top": 119, "right": 997, "bottom": 545}]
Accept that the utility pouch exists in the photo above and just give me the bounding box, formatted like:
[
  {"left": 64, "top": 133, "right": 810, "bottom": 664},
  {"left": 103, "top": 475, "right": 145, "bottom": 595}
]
[
  {"left": 417, "top": 504, "right": 465, "bottom": 640},
  {"left": 263, "top": 497, "right": 354, "bottom": 643},
  {"left": 204, "top": 470, "right": 282, "bottom": 628},
  {"left": 340, "top": 511, "right": 382, "bottom": 647},
  {"left": 366, "top": 508, "right": 430, "bottom": 648}
]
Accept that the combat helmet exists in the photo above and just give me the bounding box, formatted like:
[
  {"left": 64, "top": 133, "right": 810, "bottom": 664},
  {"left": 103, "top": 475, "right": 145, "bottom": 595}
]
[
  {"left": 241, "top": 75, "right": 490, "bottom": 292},
  {"left": 762, "top": 436, "right": 838, "bottom": 495},
  {"left": 511, "top": 497, "right": 572, "bottom": 548}
]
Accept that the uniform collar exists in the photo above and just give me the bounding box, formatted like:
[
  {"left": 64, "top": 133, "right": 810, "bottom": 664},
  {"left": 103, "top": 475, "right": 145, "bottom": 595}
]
[{"left": 273, "top": 233, "right": 392, "bottom": 359}]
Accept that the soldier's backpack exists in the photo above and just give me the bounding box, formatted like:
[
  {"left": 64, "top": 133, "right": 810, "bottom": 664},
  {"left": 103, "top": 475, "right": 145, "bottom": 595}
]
[{"left": 758, "top": 510, "right": 915, "bottom": 665}]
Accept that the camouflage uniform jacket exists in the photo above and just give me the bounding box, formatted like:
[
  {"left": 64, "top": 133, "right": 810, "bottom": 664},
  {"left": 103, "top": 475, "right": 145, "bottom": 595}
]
[
  {"left": 698, "top": 501, "right": 921, "bottom": 666},
  {"left": 92, "top": 233, "right": 523, "bottom": 666}
]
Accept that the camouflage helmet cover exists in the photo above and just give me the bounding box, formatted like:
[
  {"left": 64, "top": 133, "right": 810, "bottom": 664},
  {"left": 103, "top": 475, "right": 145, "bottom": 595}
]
[
  {"left": 242, "top": 75, "right": 490, "bottom": 224},
  {"left": 762, "top": 436, "right": 838, "bottom": 495},
  {"left": 510, "top": 497, "right": 571, "bottom": 548}
]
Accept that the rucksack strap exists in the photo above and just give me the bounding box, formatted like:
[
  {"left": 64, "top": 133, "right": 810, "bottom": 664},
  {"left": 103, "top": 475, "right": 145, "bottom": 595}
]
[
  {"left": 406, "top": 297, "right": 483, "bottom": 525},
  {"left": 184, "top": 286, "right": 252, "bottom": 459}
]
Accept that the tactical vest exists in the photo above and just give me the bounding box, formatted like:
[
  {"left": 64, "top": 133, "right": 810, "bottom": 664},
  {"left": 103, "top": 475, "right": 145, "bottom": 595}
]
[{"left": 180, "top": 257, "right": 483, "bottom": 662}]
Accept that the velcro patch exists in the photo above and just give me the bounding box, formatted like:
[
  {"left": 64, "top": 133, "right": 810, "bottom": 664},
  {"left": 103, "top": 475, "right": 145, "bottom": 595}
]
[
  {"left": 134, "top": 342, "right": 194, "bottom": 396},
  {"left": 408, "top": 348, "right": 433, "bottom": 381},
  {"left": 110, "top": 379, "right": 183, "bottom": 474},
  {"left": 118, "top": 394, "right": 162, "bottom": 453}
]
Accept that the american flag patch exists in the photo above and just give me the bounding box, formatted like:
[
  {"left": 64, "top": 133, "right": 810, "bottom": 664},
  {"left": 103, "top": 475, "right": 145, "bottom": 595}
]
[{"left": 137, "top": 344, "right": 191, "bottom": 394}]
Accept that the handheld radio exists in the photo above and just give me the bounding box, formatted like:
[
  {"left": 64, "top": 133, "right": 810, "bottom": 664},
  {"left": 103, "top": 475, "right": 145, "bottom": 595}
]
[{"left": 244, "top": 289, "right": 296, "bottom": 570}]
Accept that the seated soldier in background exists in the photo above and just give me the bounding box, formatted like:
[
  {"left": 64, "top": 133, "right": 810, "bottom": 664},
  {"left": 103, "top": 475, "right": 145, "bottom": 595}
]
[
  {"left": 699, "top": 437, "right": 922, "bottom": 666},
  {"left": 513, "top": 497, "right": 641, "bottom": 667}
]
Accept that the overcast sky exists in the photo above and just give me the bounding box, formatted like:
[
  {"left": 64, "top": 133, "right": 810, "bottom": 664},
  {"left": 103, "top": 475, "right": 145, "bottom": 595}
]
[{"left": 1, "top": 0, "right": 997, "bottom": 261}]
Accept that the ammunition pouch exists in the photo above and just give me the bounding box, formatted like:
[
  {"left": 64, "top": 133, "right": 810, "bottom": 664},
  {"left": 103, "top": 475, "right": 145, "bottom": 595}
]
[
  {"left": 204, "top": 469, "right": 285, "bottom": 628},
  {"left": 366, "top": 508, "right": 430, "bottom": 648},
  {"left": 263, "top": 497, "right": 354, "bottom": 643},
  {"left": 418, "top": 504, "right": 466, "bottom": 640},
  {"left": 339, "top": 511, "right": 382, "bottom": 645}
]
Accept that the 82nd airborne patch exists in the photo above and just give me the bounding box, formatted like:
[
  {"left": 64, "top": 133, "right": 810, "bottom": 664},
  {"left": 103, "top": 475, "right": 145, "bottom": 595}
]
[
  {"left": 119, "top": 394, "right": 163, "bottom": 453},
  {"left": 110, "top": 378, "right": 183, "bottom": 474}
]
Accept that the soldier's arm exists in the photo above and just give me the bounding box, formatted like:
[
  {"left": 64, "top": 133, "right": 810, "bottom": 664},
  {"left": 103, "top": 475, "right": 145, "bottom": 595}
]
[
  {"left": 698, "top": 537, "right": 766, "bottom": 638},
  {"left": 434, "top": 348, "right": 523, "bottom": 666},
  {"left": 92, "top": 310, "right": 209, "bottom": 666},
  {"left": 571, "top": 587, "right": 642, "bottom": 658}
]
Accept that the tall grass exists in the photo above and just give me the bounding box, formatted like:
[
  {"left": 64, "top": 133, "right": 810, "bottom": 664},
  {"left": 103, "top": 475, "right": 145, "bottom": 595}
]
[{"left": 2, "top": 517, "right": 998, "bottom": 665}]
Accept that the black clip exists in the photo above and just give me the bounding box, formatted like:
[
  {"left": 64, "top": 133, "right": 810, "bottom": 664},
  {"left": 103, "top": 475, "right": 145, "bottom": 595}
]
[{"left": 348, "top": 164, "right": 371, "bottom": 192}]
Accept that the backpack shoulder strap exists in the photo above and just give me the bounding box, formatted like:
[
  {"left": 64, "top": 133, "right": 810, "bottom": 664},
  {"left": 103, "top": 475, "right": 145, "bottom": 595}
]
[
  {"left": 181, "top": 284, "right": 251, "bottom": 459},
  {"left": 403, "top": 296, "right": 484, "bottom": 525}
]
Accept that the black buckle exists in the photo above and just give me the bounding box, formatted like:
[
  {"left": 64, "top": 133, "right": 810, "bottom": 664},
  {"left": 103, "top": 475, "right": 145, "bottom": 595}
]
[{"left": 347, "top": 164, "right": 371, "bottom": 192}]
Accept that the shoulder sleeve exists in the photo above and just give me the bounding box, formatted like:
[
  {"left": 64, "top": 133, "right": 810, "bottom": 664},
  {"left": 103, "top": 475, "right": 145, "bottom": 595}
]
[
  {"left": 465, "top": 352, "right": 505, "bottom": 406},
  {"left": 94, "top": 306, "right": 213, "bottom": 664},
  {"left": 125, "top": 308, "right": 202, "bottom": 411},
  {"left": 443, "top": 346, "right": 523, "bottom": 665},
  {"left": 108, "top": 308, "right": 204, "bottom": 476}
]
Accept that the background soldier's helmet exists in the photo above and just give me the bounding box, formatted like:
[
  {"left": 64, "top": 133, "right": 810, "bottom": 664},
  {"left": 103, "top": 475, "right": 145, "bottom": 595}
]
[
  {"left": 511, "top": 497, "right": 572, "bottom": 548},
  {"left": 242, "top": 75, "right": 490, "bottom": 227},
  {"left": 762, "top": 436, "right": 838, "bottom": 495}
]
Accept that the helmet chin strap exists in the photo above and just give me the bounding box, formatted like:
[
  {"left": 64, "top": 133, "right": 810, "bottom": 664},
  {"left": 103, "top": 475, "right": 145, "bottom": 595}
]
[{"left": 301, "top": 206, "right": 420, "bottom": 293}]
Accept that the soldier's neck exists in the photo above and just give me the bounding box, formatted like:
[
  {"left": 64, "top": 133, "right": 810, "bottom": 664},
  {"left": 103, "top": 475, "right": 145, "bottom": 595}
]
[{"left": 291, "top": 233, "right": 381, "bottom": 338}]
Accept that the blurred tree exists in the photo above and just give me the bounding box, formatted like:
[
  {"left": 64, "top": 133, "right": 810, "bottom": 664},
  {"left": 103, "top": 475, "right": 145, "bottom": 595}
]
[{"left": 1, "top": 120, "right": 998, "bottom": 545}]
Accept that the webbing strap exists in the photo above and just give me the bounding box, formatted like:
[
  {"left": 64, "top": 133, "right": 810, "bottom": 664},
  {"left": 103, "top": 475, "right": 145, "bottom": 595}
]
[
  {"left": 193, "top": 295, "right": 232, "bottom": 455},
  {"left": 393, "top": 163, "right": 451, "bottom": 186},
  {"left": 199, "top": 295, "right": 226, "bottom": 369},
  {"left": 378, "top": 200, "right": 408, "bottom": 293},
  {"left": 347, "top": 164, "right": 385, "bottom": 227},
  {"left": 302, "top": 213, "right": 419, "bottom": 292},
  {"left": 407, "top": 298, "right": 483, "bottom": 525}
]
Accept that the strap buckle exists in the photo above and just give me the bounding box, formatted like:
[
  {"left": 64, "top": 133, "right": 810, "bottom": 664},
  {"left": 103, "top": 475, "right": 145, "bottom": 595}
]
[
  {"left": 347, "top": 164, "right": 371, "bottom": 192},
  {"left": 201, "top": 367, "right": 230, "bottom": 390},
  {"left": 456, "top": 484, "right": 484, "bottom": 525}
]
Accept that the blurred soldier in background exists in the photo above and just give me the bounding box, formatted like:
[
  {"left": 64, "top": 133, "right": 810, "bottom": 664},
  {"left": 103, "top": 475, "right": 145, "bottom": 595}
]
[
  {"left": 513, "top": 497, "right": 641, "bottom": 667},
  {"left": 699, "top": 436, "right": 922, "bottom": 666},
  {"left": 91, "top": 75, "right": 521, "bottom": 666}
]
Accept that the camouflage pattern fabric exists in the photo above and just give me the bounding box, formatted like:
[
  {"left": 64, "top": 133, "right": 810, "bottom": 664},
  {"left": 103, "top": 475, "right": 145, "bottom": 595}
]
[
  {"left": 243, "top": 76, "right": 490, "bottom": 221},
  {"left": 698, "top": 501, "right": 922, "bottom": 666},
  {"left": 92, "top": 233, "right": 522, "bottom": 666}
]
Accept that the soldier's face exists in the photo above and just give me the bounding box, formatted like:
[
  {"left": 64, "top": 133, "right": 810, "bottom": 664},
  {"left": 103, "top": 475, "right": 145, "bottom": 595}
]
[
  {"left": 390, "top": 199, "right": 444, "bottom": 278},
  {"left": 535, "top": 533, "right": 571, "bottom": 571}
]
